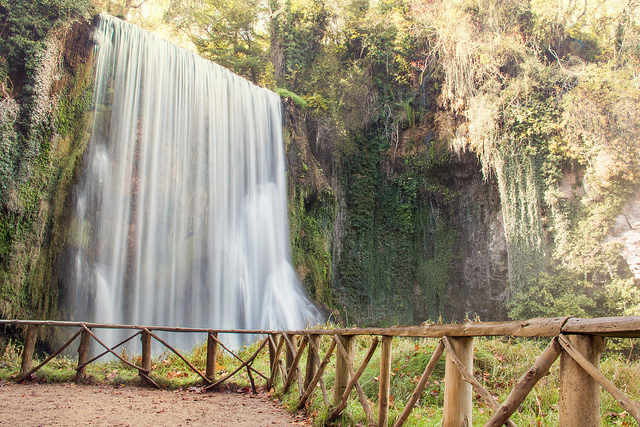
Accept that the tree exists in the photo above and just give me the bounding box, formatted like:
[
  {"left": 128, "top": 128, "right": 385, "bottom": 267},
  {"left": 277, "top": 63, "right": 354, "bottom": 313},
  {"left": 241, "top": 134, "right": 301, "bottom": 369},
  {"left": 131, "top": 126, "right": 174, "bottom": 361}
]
[{"left": 190, "top": 0, "right": 269, "bottom": 84}]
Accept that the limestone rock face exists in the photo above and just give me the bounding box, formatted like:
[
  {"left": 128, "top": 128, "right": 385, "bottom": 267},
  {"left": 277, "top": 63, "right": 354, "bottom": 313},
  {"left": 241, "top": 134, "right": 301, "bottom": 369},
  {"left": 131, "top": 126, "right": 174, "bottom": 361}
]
[
  {"left": 607, "top": 191, "right": 640, "bottom": 281},
  {"left": 447, "top": 151, "right": 509, "bottom": 321}
]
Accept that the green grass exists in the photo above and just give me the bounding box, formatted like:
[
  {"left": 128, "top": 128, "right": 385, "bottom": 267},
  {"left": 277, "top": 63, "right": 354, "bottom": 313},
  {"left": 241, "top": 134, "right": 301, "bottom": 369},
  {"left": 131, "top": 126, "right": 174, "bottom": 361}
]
[
  {"left": 274, "top": 335, "right": 640, "bottom": 426},
  {"left": 0, "top": 335, "right": 274, "bottom": 390},
  {"left": 1, "top": 333, "right": 639, "bottom": 426}
]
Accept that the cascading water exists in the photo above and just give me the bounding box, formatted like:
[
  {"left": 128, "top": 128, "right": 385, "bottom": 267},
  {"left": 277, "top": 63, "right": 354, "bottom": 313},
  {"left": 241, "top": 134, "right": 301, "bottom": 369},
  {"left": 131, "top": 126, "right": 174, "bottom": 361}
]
[{"left": 68, "top": 15, "right": 317, "bottom": 348}]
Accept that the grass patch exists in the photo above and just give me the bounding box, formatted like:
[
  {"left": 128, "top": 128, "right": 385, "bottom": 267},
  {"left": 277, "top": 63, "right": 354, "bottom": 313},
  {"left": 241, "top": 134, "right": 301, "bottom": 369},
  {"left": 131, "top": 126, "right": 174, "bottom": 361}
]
[{"left": 274, "top": 335, "right": 639, "bottom": 426}]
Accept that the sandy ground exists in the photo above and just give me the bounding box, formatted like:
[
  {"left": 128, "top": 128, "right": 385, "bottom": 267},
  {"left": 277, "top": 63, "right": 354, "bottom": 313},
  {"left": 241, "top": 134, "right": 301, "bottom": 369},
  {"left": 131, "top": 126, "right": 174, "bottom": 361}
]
[{"left": 0, "top": 381, "right": 312, "bottom": 426}]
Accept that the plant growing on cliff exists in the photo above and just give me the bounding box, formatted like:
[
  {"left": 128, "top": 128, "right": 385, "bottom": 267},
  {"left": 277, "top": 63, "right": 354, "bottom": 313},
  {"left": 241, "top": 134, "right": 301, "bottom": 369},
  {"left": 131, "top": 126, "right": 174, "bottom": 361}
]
[
  {"left": 0, "top": 0, "right": 91, "bottom": 203},
  {"left": 5, "top": 0, "right": 638, "bottom": 327},
  {"left": 413, "top": 0, "right": 640, "bottom": 318},
  {"left": 0, "top": 0, "right": 93, "bottom": 321}
]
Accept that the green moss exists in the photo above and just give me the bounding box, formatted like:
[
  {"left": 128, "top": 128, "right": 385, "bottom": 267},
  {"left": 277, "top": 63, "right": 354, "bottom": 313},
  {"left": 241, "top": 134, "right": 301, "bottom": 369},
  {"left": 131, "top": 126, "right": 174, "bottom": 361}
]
[
  {"left": 0, "top": 25, "right": 95, "bottom": 323},
  {"left": 290, "top": 185, "right": 335, "bottom": 305},
  {"left": 335, "top": 130, "right": 457, "bottom": 326},
  {"left": 275, "top": 87, "right": 309, "bottom": 110}
]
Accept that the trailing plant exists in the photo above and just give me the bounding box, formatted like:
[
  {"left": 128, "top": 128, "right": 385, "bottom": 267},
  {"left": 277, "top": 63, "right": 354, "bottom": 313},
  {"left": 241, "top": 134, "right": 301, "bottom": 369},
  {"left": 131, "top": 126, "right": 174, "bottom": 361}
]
[
  {"left": 336, "top": 129, "right": 457, "bottom": 326},
  {"left": 0, "top": 1, "right": 94, "bottom": 322},
  {"left": 289, "top": 184, "right": 335, "bottom": 305},
  {"left": 417, "top": 0, "right": 640, "bottom": 318}
]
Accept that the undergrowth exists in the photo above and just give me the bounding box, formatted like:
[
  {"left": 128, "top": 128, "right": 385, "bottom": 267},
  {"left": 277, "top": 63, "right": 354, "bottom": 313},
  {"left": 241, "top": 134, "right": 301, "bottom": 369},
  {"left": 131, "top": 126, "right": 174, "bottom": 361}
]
[{"left": 1, "top": 334, "right": 638, "bottom": 426}]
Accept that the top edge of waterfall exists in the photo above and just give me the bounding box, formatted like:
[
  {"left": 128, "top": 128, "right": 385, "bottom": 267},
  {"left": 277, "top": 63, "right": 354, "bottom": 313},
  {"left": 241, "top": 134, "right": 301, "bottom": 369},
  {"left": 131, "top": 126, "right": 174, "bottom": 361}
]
[{"left": 93, "top": 13, "right": 280, "bottom": 99}]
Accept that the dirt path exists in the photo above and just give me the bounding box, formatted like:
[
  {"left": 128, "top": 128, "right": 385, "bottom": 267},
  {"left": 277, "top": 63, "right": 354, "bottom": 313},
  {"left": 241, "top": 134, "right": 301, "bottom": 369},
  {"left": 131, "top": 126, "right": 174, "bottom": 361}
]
[{"left": 0, "top": 381, "right": 311, "bottom": 426}]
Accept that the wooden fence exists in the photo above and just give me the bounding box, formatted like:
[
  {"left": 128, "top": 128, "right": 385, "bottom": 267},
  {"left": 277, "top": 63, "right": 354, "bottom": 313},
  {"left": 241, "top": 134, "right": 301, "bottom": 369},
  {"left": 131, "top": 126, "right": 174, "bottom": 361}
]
[{"left": 1, "top": 316, "right": 640, "bottom": 426}]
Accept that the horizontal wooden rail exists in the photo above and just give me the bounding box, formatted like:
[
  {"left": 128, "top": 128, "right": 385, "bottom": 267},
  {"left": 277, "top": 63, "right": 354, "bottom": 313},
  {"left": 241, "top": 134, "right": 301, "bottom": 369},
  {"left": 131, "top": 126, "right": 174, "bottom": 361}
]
[
  {"left": 4, "top": 315, "right": 640, "bottom": 337},
  {"left": 0, "top": 319, "right": 279, "bottom": 335},
  {"left": 3, "top": 316, "right": 640, "bottom": 426}
]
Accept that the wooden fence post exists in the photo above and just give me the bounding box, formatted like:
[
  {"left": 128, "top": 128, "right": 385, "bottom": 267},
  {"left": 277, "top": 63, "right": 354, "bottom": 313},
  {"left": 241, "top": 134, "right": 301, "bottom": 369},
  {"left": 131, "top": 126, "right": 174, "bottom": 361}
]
[
  {"left": 286, "top": 333, "right": 297, "bottom": 372},
  {"left": 268, "top": 334, "right": 277, "bottom": 389},
  {"left": 442, "top": 336, "right": 473, "bottom": 427},
  {"left": 378, "top": 336, "right": 393, "bottom": 427},
  {"left": 333, "top": 335, "right": 355, "bottom": 406},
  {"left": 76, "top": 328, "right": 91, "bottom": 383},
  {"left": 206, "top": 332, "right": 218, "bottom": 381},
  {"left": 21, "top": 324, "right": 38, "bottom": 376},
  {"left": 305, "top": 334, "right": 320, "bottom": 390},
  {"left": 268, "top": 334, "right": 284, "bottom": 389},
  {"left": 559, "top": 334, "right": 605, "bottom": 427},
  {"left": 269, "top": 333, "right": 277, "bottom": 371},
  {"left": 140, "top": 329, "right": 152, "bottom": 385}
]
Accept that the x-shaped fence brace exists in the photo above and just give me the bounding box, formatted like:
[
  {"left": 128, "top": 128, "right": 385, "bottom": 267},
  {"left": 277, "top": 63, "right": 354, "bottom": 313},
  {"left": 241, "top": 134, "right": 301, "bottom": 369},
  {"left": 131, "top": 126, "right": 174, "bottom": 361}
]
[
  {"left": 16, "top": 325, "right": 271, "bottom": 393},
  {"left": 203, "top": 335, "right": 269, "bottom": 392},
  {"left": 392, "top": 335, "right": 640, "bottom": 427},
  {"left": 6, "top": 317, "right": 640, "bottom": 426},
  {"left": 267, "top": 333, "right": 640, "bottom": 426}
]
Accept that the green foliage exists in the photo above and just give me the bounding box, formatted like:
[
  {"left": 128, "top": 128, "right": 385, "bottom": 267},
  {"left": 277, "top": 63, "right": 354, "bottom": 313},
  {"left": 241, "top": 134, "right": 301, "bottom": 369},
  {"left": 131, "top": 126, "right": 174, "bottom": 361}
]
[
  {"left": 274, "top": 87, "right": 308, "bottom": 110},
  {"left": 0, "top": 1, "right": 92, "bottom": 206},
  {"left": 336, "top": 130, "right": 457, "bottom": 325},
  {"left": 0, "top": 0, "right": 91, "bottom": 78},
  {"left": 492, "top": 75, "right": 563, "bottom": 291},
  {"left": 56, "top": 71, "right": 94, "bottom": 136},
  {"left": 270, "top": 0, "right": 328, "bottom": 88},
  {"left": 0, "top": 1, "right": 94, "bottom": 322},
  {"left": 602, "top": 276, "right": 640, "bottom": 317},
  {"left": 0, "top": 0, "right": 91, "bottom": 205},
  {"left": 289, "top": 186, "right": 335, "bottom": 304},
  {"left": 509, "top": 269, "right": 596, "bottom": 319},
  {"left": 418, "top": 0, "right": 640, "bottom": 319},
  {"left": 190, "top": 0, "right": 268, "bottom": 84},
  {"left": 415, "top": 219, "right": 457, "bottom": 319},
  {"left": 0, "top": 98, "right": 19, "bottom": 211}
]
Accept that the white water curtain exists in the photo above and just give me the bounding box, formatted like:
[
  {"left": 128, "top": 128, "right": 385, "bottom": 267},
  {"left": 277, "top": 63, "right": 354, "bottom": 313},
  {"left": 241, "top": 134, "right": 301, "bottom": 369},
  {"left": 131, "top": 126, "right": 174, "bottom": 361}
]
[{"left": 69, "top": 15, "right": 316, "bottom": 348}]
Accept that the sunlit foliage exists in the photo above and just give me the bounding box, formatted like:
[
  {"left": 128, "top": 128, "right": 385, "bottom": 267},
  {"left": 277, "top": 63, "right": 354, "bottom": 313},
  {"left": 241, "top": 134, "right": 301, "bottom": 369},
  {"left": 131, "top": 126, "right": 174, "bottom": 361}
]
[
  {"left": 3, "top": 0, "right": 639, "bottom": 325},
  {"left": 96, "top": 0, "right": 640, "bottom": 323}
]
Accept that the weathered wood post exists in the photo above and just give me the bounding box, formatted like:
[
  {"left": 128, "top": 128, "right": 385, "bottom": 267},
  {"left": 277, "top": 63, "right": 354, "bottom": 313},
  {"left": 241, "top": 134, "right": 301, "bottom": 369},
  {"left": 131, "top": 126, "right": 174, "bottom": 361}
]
[
  {"left": 21, "top": 324, "right": 38, "bottom": 376},
  {"left": 269, "top": 334, "right": 277, "bottom": 366},
  {"left": 286, "top": 333, "right": 297, "bottom": 372},
  {"left": 20, "top": 325, "right": 38, "bottom": 376},
  {"left": 283, "top": 336, "right": 308, "bottom": 394},
  {"left": 140, "top": 329, "right": 152, "bottom": 385},
  {"left": 378, "top": 335, "right": 393, "bottom": 427},
  {"left": 268, "top": 333, "right": 278, "bottom": 389},
  {"left": 206, "top": 332, "right": 218, "bottom": 381},
  {"left": 442, "top": 336, "right": 473, "bottom": 427},
  {"left": 305, "top": 334, "right": 320, "bottom": 390},
  {"left": 268, "top": 334, "right": 285, "bottom": 389},
  {"left": 559, "top": 334, "right": 605, "bottom": 426},
  {"left": 76, "top": 327, "right": 91, "bottom": 383},
  {"left": 333, "top": 335, "right": 355, "bottom": 405}
]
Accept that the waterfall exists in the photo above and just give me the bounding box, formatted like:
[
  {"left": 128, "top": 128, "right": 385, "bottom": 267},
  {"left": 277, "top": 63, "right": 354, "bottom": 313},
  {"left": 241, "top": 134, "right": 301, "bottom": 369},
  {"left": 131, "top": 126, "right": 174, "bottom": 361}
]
[{"left": 68, "top": 15, "right": 317, "bottom": 348}]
